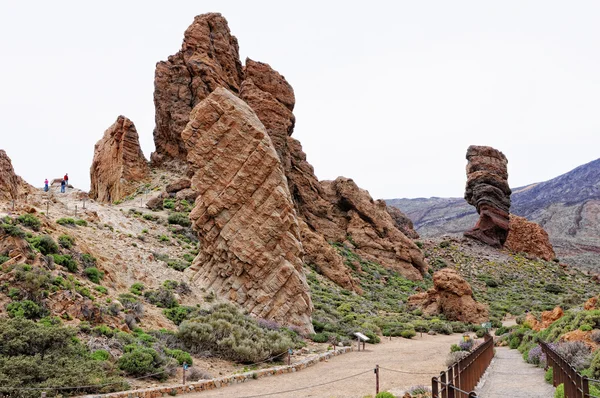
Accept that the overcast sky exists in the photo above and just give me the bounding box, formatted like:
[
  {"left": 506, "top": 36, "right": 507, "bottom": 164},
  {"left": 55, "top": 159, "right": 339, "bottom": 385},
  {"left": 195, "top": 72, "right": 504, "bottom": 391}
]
[{"left": 1, "top": 1, "right": 599, "bottom": 200}]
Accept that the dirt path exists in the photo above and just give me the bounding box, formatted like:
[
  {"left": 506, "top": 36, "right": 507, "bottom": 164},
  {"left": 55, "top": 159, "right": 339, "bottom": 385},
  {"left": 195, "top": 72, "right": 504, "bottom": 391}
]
[
  {"left": 184, "top": 334, "right": 461, "bottom": 398},
  {"left": 475, "top": 347, "right": 554, "bottom": 398}
]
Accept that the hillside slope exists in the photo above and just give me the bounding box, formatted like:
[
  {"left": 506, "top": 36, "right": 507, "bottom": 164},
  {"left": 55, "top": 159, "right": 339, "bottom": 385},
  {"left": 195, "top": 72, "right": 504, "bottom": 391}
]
[{"left": 388, "top": 158, "right": 600, "bottom": 270}]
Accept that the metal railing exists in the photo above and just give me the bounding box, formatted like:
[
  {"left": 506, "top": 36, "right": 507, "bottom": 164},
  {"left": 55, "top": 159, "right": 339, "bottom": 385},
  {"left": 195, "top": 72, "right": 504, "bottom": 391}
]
[
  {"left": 432, "top": 334, "right": 494, "bottom": 398},
  {"left": 541, "top": 341, "right": 600, "bottom": 398}
]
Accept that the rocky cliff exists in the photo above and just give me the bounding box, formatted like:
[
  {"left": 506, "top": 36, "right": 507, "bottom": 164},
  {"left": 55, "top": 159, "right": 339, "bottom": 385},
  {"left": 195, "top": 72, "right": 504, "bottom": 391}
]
[
  {"left": 89, "top": 116, "right": 149, "bottom": 203},
  {"left": 0, "top": 150, "right": 32, "bottom": 202},
  {"left": 389, "top": 157, "right": 600, "bottom": 269},
  {"left": 464, "top": 145, "right": 511, "bottom": 247},
  {"left": 182, "top": 88, "right": 313, "bottom": 334},
  {"left": 152, "top": 13, "right": 243, "bottom": 165}
]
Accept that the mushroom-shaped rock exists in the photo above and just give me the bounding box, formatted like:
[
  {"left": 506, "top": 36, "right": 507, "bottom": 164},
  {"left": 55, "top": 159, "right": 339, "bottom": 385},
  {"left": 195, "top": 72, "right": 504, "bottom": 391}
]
[
  {"left": 182, "top": 87, "right": 313, "bottom": 334},
  {"left": 464, "top": 145, "right": 511, "bottom": 247},
  {"left": 89, "top": 116, "right": 149, "bottom": 203}
]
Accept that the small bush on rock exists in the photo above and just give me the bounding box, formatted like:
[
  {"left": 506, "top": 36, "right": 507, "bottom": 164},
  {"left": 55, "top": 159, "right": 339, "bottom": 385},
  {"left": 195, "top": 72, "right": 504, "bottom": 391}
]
[
  {"left": 84, "top": 267, "right": 104, "bottom": 284},
  {"left": 58, "top": 234, "right": 74, "bottom": 248},
  {"left": 17, "top": 214, "right": 41, "bottom": 231},
  {"left": 29, "top": 235, "right": 59, "bottom": 255}
]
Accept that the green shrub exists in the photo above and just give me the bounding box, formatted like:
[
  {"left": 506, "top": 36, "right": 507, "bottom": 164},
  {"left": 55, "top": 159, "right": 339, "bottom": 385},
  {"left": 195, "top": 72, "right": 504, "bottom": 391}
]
[
  {"left": 375, "top": 392, "right": 396, "bottom": 398},
  {"left": 0, "top": 318, "right": 126, "bottom": 396},
  {"left": 450, "top": 344, "right": 461, "bottom": 353},
  {"left": 94, "top": 285, "right": 108, "bottom": 294},
  {"left": 545, "top": 367, "right": 553, "bottom": 384},
  {"left": 163, "top": 199, "right": 175, "bottom": 209},
  {"left": 81, "top": 253, "right": 97, "bottom": 266},
  {"left": 476, "top": 329, "right": 486, "bottom": 338},
  {"left": 164, "top": 306, "right": 194, "bottom": 325},
  {"left": 17, "top": 214, "right": 41, "bottom": 231},
  {"left": 178, "top": 303, "right": 293, "bottom": 363},
  {"left": 1, "top": 223, "right": 25, "bottom": 237},
  {"left": 310, "top": 332, "right": 329, "bottom": 343},
  {"left": 168, "top": 213, "right": 191, "bottom": 227},
  {"left": 92, "top": 324, "right": 114, "bottom": 338},
  {"left": 495, "top": 326, "right": 508, "bottom": 336},
  {"left": 439, "top": 241, "right": 451, "bottom": 248},
  {"left": 143, "top": 214, "right": 158, "bottom": 221},
  {"left": 75, "top": 219, "right": 88, "bottom": 226},
  {"left": 6, "top": 300, "right": 45, "bottom": 319},
  {"left": 545, "top": 284, "right": 563, "bottom": 294},
  {"left": 29, "top": 235, "right": 59, "bottom": 255},
  {"left": 56, "top": 217, "right": 76, "bottom": 226},
  {"left": 165, "top": 349, "right": 193, "bottom": 366},
  {"left": 400, "top": 329, "right": 416, "bottom": 339},
  {"left": 117, "top": 347, "right": 166, "bottom": 379},
  {"left": 144, "top": 288, "right": 178, "bottom": 308},
  {"left": 159, "top": 235, "right": 170, "bottom": 242},
  {"left": 130, "top": 282, "right": 145, "bottom": 295},
  {"left": 58, "top": 234, "right": 74, "bottom": 248},
  {"left": 84, "top": 267, "right": 104, "bottom": 283},
  {"left": 555, "top": 383, "right": 564, "bottom": 398},
  {"left": 52, "top": 254, "right": 77, "bottom": 272},
  {"left": 0, "top": 255, "right": 9, "bottom": 265},
  {"left": 91, "top": 349, "right": 110, "bottom": 361}
]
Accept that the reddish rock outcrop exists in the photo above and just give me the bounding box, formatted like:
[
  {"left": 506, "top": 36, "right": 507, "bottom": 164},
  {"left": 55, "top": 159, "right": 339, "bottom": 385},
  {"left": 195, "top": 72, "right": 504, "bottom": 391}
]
[
  {"left": 464, "top": 145, "right": 511, "bottom": 247},
  {"left": 524, "top": 306, "right": 564, "bottom": 331},
  {"left": 505, "top": 215, "right": 556, "bottom": 261},
  {"left": 0, "top": 150, "right": 31, "bottom": 202},
  {"left": 89, "top": 116, "right": 149, "bottom": 203},
  {"left": 408, "top": 268, "right": 488, "bottom": 324},
  {"left": 152, "top": 13, "right": 244, "bottom": 164},
  {"left": 182, "top": 87, "right": 313, "bottom": 334},
  {"left": 385, "top": 203, "right": 420, "bottom": 239},
  {"left": 585, "top": 296, "right": 598, "bottom": 310},
  {"left": 166, "top": 179, "right": 191, "bottom": 193}
]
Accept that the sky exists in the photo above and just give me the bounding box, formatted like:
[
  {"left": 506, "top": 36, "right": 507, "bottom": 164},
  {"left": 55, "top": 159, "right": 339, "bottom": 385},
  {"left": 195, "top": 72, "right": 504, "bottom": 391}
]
[{"left": 1, "top": 1, "right": 599, "bottom": 200}]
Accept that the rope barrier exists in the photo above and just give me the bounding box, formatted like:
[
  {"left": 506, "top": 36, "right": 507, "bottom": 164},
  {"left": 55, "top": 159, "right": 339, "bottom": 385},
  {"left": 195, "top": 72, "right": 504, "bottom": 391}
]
[
  {"left": 235, "top": 369, "right": 374, "bottom": 398},
  {"left": 379, "top": 366, "right": 436, "bottom": 376}
]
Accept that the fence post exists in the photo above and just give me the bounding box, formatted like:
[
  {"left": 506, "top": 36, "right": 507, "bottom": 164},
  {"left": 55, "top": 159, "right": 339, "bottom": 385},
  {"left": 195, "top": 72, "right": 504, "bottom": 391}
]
[
  {"left": 83, "top": 198, "right": 86, "bottom": 209},
  {"left": 46, "top": 202, "right": 49, "bottom": 216},
  {"left": 288, "top": 348, "right": 291, "bottom": 366},
  {"left": 183, "top": 362, "right": 187, "bottom": 385},
  {"left": 432, "top": 377, "right": 439, "bottom": 398},
  {"left": 375, "top": 364, "right": 379, "bottom": 394},
  {"left": 75, "top": 205, "right": 77, "bottom": 218},
  {"left": 447, "top": 366, "right": 455, "bottom": 398}
]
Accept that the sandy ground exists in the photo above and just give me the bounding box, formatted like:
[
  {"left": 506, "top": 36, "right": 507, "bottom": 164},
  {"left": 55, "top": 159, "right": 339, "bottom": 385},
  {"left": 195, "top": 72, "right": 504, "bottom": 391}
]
[
  {"left": 475, "top": 347, "right": 555, "bottom": 398},
  {"left": 184, "top": 334, "right": 462, "bottom": 398}
]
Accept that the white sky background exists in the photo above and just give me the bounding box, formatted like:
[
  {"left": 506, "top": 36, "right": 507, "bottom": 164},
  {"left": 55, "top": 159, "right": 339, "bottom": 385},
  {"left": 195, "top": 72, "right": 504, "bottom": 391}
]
[{"left": 1, "top": 1, "right": 599, "bottom": 199}]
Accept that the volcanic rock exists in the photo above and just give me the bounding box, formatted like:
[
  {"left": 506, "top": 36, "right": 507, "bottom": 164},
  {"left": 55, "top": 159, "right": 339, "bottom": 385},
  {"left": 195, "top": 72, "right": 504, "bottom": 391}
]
[
  {"left": 464, "top": 145, "right": 511, "bottom": 247},
  {"left": 89, "top": 116, "right": 149, "bottom": 203},
  {"left": 585, "top": 296, "right": 598, "bottom": 310},
  {"left": 524, "top": 306, "right": 564, "bottom": 331},
  {"left": 182, "top": 87, "right": 313, "bottom": 334},
  {"left": 152, "top": 13, "right": 243, "bottom": 164},
  {"left": 385, "top": 203, "right": 419, "bottom": 239},
  {"left": 0, "top": 150, "right": 30, "bottom": 202},
  {"left": 166, "top": 179, "right": 191, "bottom": 193},
  {"left": 408, "top": 268, "right": 488, "bottom": 324},
  {"left": 505, "top": 215, "right": 556, "bottom": 261}
]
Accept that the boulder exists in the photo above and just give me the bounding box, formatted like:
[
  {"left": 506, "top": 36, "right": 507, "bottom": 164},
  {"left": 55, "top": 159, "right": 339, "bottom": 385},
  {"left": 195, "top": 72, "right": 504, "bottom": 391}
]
[
  {"left": 166, "top": 179, "right": 191, "bottom": 193},
  {"left": 383, "top": 201, "right": 419, "bottom": 239},
  {"left": 585, "top": 296, "right": 598, "bottom": 310},
  {"left": 175, "top": 188, "right": 199, "bottom": 202},
  {"left": 524, "top": 306, "right": 564, "bottom": 331},
  {"left": 464, "top": 145, "right": 511, "bottom": 247},
  {"left": 182, "top": 87, "right": 313, "bottom": 334},
  {"left": 152, "top": 13, "right": 244, "bottom": 164},
  {"left": 408, "top": 268, "right": 488, "bottom": 324},
  {"left": 89, "top": 116, "right": 149, "bottom": 203},
  {"left": 0, "top": 150, "right": 31, "bottom": 202},
  {"left": 505, "top": 215, "right": 556, "bottom": 261}
]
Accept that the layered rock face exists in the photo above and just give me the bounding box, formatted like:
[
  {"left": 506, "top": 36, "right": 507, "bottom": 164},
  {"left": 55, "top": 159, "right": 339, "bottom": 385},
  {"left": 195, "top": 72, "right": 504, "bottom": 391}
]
[
  {"left": 505, "top": 215, "right": 556, "bottom": 261},
  {"left": 152, "top": 13, "right": 243, "bottom": 164},
  {"left": 182, "top": 88, "right": 313, "bottom": 334},
  {"left": 408, "top": 268, "right": 488, "bottom": 324},
  {"left": 0, "top": 150, "right": 22, "bottom": 202},
  {"left": 90, "top": 116, "right": 149, "bottom": 203},
  {"left": 464, "top": 145, "right": 511, "bottom": 247},
  {"left": 385, "top": 204, "right": 419, "bottom": 239}
]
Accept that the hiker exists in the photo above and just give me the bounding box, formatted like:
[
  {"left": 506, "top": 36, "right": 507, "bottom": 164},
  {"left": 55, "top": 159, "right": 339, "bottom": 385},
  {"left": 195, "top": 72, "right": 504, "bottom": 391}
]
[
  {"left": 44, "top": 178, "right": 49, "bottom": 192},
  {"left": 60, "top": 179, "right": 66, "bottom": 193},
  {"left": 64, "top": 173, "right": 69, "bottom": 185}
]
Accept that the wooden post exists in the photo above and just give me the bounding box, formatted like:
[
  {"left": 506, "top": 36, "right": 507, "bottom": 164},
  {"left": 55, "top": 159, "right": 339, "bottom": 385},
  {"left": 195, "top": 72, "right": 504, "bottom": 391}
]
[
  {"left": 46, "top": 202, "right": 49, "bottom": 216},
  {"left": 357, "top": 336, "right": 360, "bottom": 351},
  {"left": 41, "top": 393, "right": 46, "bottom": 398},
  {"left": 75, "top": 205, "right": 77, "bottom": 217},
  {"left": 375, "top": 364, "right": 380, "bottom": 394},
  {"left": 83, "top": 198, "right": 86, "bottom": 209},
  {"left": 12, "top": 200, "right": 15, "bottom": 211},
  {"left": 183, "top": 362, "right": 187, "bottom": 385},
  {"left": 288, "top": 348, "right": 291, "bottom": 366}
]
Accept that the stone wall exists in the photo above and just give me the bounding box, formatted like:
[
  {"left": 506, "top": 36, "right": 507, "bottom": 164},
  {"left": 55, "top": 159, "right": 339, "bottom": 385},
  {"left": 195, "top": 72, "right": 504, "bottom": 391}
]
[{"left": 82, "top": 346, "right": 353, "bottom": 398}]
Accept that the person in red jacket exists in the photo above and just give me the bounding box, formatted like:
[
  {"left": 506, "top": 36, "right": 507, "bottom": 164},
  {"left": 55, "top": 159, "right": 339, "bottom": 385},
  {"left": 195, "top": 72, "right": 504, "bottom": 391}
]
[{"left": 64, "top": 173, "right": 69, "bottom": 185}]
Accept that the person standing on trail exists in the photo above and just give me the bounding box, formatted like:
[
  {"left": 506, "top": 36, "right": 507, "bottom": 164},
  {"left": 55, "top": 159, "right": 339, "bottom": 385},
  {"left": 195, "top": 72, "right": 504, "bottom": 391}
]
[
  {"left": 60, "top": 178, "right": 66, "bottom": 193},
  {"left": 64, "top": 173, "right": 69, "bottom": 185},
  {"left": 44, "top": 179, "right": 49, "bottom": 192}
]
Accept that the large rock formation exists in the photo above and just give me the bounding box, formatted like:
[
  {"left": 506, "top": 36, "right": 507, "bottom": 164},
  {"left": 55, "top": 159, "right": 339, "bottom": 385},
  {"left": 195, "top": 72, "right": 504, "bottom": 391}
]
[
  {"left": 505, "top": 215, "right": 556, "bottom": 261},
  {"left": 152, "top": 13, "right": 244, "bottom": 164},
  {"left": 408, "top": 268, "right": 489, "bottom": 324},
  {"left": 182, "top": 88, "right": 313, "bottom": 334},
  {"left": 464, "top": 145, "right": 511, "bottom": 247},
  {"left": 0, "top": 150, "right": 23, "bottom": 202},
  {"left": 385, "top": 203, "right": 419, "bottom": 239},
  {"left": 89, "top": 116, "right": 149, "bottom": 203}
]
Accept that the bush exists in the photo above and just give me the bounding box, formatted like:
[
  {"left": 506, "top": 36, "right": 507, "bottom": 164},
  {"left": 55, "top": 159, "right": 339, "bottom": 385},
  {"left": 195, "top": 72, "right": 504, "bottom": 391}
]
[
  {"left": 555, "top": 383, "right": 564, "bottom": 398},
  {"left": 168, "top": 213, "right": 191, "bottom": 227},
  {"left": 144, "top": 288, "right": 179, "bottom": 309},
  {"left": 495, "top": 326, "right": 508, "bottom": 336},
  {"left": 56, "top": 217, "right": 76, "bottom": 226},
  {"left": 164, "top": 306, "right": 194, "bottom": 325},
  {"left": 17, "top": 214, "right": 41, "bottom": 231},
  {"left": 178, "top": 303, "right": 293, "bottom": 363},
  {"left": 81, "top": 253, "right": 97, "bottom": 266},
  {"left": 6, "top": 300, "right": 45, "bottom": 319},
  {"left": 1, "top": 223, "right": 25, "bottom": 237},
  {"left": 84, "top": 267, "right": 104, "bottom": 283},
  {"left": 52, "top": 254, "right": 78, "bottom": 272},
  {"left": 0, "top": 255, "right": 9, "bottom": 265},
  {"left": 375, "top": 393, "right": 396, "bottom": 398},
  {"left": 591, "top": 330, "right": 600, "bottom": 344},
  {"left": 476, "top": 328, "right": 486, "bottom": 338},
  {"left": 545, "top": 367, "right": 553, "bottom": 384},
  {"left": 555, "top": 341, "right": 592, "bottom": 371},
  {"left": 29, "top": 235, "right": 59, "bottom": 255},
  {"left": 117, "top": 347, "right": 167, "bottom": 379},
  {"left": 75, "top": 219, "right": 88, "bottom": 226},
  {"left": 91, "top": 349, "right": 110, "bottom": 361},
  {"left": 445, "top": 351, "right": 469, "bottom": 367},
  {"left": 0, "top": 318, "right": 126, "bottom": 397},
  {"left": 545, "top": 284, "right": 563, "bottom": 294},
  {"left": 311, "top": 332, "right": 329, "bottom": 343},
  {"left": 400, "top": 329, "right": 416, "bottom": 339},
  {"left": 130, "top": 282, "right": 145, "bottom": 295},
  {"left": 165, "top": 348, "right": 193, "bottom": 366},
  {"left": 163, "top": 199, "right": 176, "bottom": 209},
  {"left": 58, "top": 234, "right": 75, "bottom": 248}
]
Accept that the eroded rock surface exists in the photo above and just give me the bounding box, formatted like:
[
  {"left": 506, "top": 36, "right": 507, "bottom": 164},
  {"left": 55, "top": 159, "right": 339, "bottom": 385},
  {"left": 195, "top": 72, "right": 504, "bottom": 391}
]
[
  {"left": 182, "top": 87, "right": 313, "bottom": 334},
  {"left": 408, "top": 268, "right": 488, "bottom": 324},
  {"left": 152, "top": 13, "right": 244, "bottom": 164},
  {"left": 385, "top": 203, "right": 419, "bottom": 239},
  {"left": 0, "top": 150, "right": 30, "bottom": 202},
  {"left": 89, "top": 116, "right": 149, "bottom": 203},
  {"left": 505, "top": 215, "right": 556, "bottom": 261},
  {"left": 464, "top": 145, "right": 511, "bottom": 247}
]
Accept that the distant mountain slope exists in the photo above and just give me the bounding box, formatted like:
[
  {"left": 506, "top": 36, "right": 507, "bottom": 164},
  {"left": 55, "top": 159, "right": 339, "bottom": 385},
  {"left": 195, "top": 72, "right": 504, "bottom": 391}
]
[{"left": 387, "top": 158, "right": 600, "bottom": 270}]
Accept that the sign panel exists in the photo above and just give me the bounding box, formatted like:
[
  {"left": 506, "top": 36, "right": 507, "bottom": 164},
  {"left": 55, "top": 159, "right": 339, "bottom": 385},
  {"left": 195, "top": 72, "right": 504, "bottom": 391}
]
[{"left": 353, "top": 332, "right": 370, "bottom": 341}]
